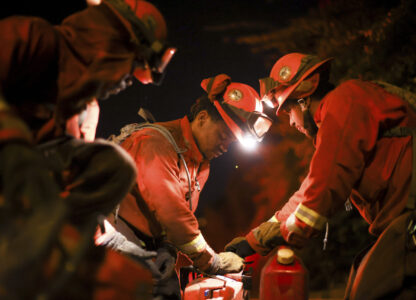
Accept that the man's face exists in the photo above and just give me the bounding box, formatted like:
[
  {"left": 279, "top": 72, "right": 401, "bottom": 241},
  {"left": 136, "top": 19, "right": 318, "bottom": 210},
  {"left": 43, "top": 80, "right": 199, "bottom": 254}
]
[
  {"left": 192, "top": 111, "right": 236, "bottom": 160},
  {"left": 281, "top": 100, "right": 310, "bottom": 138}
]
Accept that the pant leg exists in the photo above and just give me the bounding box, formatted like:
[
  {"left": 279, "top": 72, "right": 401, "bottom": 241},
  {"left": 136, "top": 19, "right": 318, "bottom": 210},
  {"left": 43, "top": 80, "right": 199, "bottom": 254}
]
[
  {"left": 389, "top": 277, "right": 416, "bottom": 300},
  {"left": 344, "top": 244, "right": 373, "bottom": 300},
  {"left": 347, "top": 212, "right": 416, "bottom": 300}
]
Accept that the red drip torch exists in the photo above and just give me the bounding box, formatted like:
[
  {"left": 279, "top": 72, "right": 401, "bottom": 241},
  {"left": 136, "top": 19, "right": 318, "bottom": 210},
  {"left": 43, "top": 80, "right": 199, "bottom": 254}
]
[
  {"left": 181, "top": 267, "right": 252, "bottom": 300},
  {"left": 259, "top": 246, "right": 308, "bottom": 300}
]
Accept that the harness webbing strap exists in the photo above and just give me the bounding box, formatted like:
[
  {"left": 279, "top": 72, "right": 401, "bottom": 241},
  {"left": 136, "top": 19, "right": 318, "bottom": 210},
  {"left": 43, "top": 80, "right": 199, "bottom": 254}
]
[
  {"left": 382, "top": 127, "right": 415, "bottom": 138},
  {"left": 382, "top": 126, "right": 416, "bottom": 210},
  {"left": 110, "top": 123, "right": 193, "bottom": 210}
]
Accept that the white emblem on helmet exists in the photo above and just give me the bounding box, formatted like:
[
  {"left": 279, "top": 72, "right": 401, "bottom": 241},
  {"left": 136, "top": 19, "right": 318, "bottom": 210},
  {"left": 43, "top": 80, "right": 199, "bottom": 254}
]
[
  {"left": 279, "top": 66, "right": 291, "bottom": 81},
  {"left": 228, "top": 89, "right": 243, "bottom": 101}
]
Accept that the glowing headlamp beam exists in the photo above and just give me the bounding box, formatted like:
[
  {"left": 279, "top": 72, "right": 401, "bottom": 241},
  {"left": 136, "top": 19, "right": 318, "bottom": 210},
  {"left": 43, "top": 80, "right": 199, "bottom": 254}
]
[
  {"left": 239, "top": 135, "right": 258, "bottom": 151},
  {"left": 261, "top": 96, "right": 275, "bottom": 109}
]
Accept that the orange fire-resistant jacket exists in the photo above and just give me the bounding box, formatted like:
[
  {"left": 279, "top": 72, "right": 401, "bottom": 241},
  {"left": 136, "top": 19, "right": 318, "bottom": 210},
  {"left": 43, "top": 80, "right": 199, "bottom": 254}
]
[
  {"left": 247, "top": 79, "right": 416, "bottom": 250},
  {"left": 117, "top": 117, "right": 219, "bottom": 271}
]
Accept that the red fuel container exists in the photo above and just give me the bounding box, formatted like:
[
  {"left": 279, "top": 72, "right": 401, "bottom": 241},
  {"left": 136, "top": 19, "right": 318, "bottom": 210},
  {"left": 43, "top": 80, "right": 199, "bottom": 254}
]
[{"left": 259, "top": 246, "right": 308, "bottom": 300}]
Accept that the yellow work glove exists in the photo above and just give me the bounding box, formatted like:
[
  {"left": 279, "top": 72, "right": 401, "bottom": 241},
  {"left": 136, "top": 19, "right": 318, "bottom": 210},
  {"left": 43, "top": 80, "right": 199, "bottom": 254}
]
[
  {"left": 254, "top": 221, "right": 284, "bottom": 249},
  {"left": 225, "top": 237, "right": 256, "bottom": 258},
  {"left": 247, "top": 221, "right": 287, "bottom": 256},
  {"left": 207, "top": 251, "right": 244, "bottom": 275}
]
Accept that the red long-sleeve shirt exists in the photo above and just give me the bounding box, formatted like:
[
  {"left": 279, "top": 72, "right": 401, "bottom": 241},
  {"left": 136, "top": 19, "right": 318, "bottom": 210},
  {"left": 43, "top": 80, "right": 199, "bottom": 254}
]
[{"left": 248, "top": 79, "right": 416, "bottom": 250}]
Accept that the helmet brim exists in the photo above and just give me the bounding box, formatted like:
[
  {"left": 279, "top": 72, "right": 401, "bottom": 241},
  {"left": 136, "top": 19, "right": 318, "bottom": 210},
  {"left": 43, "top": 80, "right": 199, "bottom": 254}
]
[
  {"left": 213, "top": 100, "right": 245, "bottom": 143},
  {"left": 275, "top": 57, "right": 332, "bottom": 115}
]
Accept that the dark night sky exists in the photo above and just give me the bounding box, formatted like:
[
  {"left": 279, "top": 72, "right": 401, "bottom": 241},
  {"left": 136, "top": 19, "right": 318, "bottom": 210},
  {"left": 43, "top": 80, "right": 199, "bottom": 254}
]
[{"left": 1, "top": 0, "right": 316, "bottom": 212}]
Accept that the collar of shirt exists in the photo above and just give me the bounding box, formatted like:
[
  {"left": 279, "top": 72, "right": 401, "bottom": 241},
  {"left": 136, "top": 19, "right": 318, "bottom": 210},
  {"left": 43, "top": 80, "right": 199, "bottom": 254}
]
[
  {"left": 313, "top": 97, "right": 326, "bottom": 125},
  {"left": 311, "top": 95, "right": 328, "bottom": 147}
]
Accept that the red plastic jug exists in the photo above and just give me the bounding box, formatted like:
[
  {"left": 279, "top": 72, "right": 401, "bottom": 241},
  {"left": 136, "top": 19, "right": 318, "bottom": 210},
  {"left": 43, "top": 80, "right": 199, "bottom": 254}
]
[{"left": 259, "top": 246, "right": 308, "bottom": 300}]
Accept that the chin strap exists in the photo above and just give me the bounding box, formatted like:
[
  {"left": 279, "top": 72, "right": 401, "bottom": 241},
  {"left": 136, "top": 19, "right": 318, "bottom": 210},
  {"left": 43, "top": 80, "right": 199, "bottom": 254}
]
[{"left": 297, "top": 98, "right": 318, "bottom": 137}]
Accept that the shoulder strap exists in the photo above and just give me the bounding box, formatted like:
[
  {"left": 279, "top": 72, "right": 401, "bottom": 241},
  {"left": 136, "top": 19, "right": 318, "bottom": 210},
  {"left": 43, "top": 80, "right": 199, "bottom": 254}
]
[
  {"left": 110, "top": 123, "right": 194, "bottom": 209},
  {"left": 381, "top": 127, "right": 416, "bottom": 210},
  {"left": 372, "top": 80, "right": 416, "bottom": 112},
  {"left": 382, "top": 127, "right": 416, "bottom": 138},
  {"left": 133, "top": 123, "right": 186, "bottom": 154},
  {"left": 372, "top": 80, "right": 416, "bottom": 209}
]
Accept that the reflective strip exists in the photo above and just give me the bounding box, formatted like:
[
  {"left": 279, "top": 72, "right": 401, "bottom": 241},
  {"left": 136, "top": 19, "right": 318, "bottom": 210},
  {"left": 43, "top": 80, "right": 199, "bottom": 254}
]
[
  {"left": 285, "top": 213, "right": 303, "bottom": 235},
  {"left": 178, "top": 233, "right": 207, "bottom": 255},
  {"left": 268, "top": 215, "right": 278, "bottom": 223},
  {"left": 294, "top": 203, "right": 327, "bottom": 230}
]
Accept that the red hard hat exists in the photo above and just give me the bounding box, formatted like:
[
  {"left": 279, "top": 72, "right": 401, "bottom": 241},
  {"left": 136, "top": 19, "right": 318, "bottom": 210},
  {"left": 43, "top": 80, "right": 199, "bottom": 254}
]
[
  {"left": 123, "top": 0, "right": 176, "bottom": 85},
  {"left": 124, "top": 0, "right": 167, "bottom": 41},
  {"left": 260, "top": 53, "right": 331, "bottom": 115},
  {"left": 201, "top": 74, "right": 272, "bottom": 144}
]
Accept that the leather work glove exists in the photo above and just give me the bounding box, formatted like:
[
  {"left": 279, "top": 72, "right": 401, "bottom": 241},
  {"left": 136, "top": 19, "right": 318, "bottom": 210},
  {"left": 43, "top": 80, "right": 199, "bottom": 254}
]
[
  {"left": 208, "top": 252, "right": 245, "bottom": 275},
  {"left": 246, "top": 221, "right": 287, "bottom": 256},
  {"left": 95, "top": 219, "right": 157, "bottom": 259},
  {"left": 153, "top": 244, "right": 180, "bottom": 299},
  {"left": 225, "top": 237, "right": 256, "bottom": 258},
  {"left": 154, "top": 244, "right": 177, "bottom": 281}
]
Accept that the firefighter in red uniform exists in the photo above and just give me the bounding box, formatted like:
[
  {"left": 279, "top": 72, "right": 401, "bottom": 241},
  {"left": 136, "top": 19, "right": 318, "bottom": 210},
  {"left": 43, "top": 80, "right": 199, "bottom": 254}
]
[
  {"left": 95, "top": 74, "right": 273, "bottom": 299},
  {"left": 226, "top": 53, "right": 416, "bottom": 299},
  {"left": 0, "top": 1, "right": 175, "bottom": 298}
]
